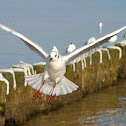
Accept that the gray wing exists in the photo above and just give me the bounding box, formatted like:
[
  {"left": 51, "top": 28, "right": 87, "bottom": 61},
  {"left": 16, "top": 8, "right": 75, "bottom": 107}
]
[
  {"left": 0, "top": 23, "right": 49, "bottom": 59},
  {"left": 64, "top": 26, "right": 126, "bottom": 64}
]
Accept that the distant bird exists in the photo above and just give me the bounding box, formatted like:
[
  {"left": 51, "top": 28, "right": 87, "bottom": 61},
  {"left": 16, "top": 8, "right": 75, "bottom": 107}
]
[
  {"left": 99, "top": 21, "right": 103, "bottom": 34},
  {"left": 0, "top": 23, "right": 126, "bottom": 102},
  {"left": 85, "top": 37, "right": 96, "bottom": 45},
  {"left": 66, "top": 43, "right": 76, "bottom": 54},
  {"left": 123, "top": 33, "right": 126, "bottom": 38}
]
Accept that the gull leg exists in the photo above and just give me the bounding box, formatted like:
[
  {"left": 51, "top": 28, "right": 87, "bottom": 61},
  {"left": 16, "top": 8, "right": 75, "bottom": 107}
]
[
  {"left": 33, "top": 80, "right": 45, "bottom": 99},
  {"left": 47, "top": 83, "right": 56, "bottom": 103}
]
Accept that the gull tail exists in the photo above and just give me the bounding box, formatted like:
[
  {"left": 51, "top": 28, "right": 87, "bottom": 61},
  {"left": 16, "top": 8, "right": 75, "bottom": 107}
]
[
  {"left": 52, "top": 76, "right": 79, "bottom": 96},
  {"left": 40, "top": 76, "right": 78, "bottom": 96},
  {"left": 25, "top": 74, "right": 79, "bottom": 96},
  {"left": 25, "top": 73, "right": 43, "bottom": 90}
]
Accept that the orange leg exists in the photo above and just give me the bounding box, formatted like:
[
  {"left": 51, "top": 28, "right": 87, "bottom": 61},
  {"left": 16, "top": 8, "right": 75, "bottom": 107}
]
[
  {"left": 47, "top": 83, "right": 56, "bottom": 103},
  {"left": 33, "top": 80, "right": 45, "bottom": 99}
]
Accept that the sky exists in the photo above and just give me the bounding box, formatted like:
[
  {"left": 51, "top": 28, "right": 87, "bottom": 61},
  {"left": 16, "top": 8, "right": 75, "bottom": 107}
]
[{"left": 0, "top": 0, "right": 126, "bottom": 68}]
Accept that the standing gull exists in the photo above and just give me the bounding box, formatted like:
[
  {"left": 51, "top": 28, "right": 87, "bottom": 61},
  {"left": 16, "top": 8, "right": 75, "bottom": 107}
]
[
  {"left": 99, "top": 21, "right": 103, "bottom": 34},
  {"left": 123, "top": 33, "right": 126, "bottom": 38},
  {"left": 85, "top": 37, "right": 96, "bottom": 45},
  {"left": 85, "top": 37, "right": 96, "bottom": 65},
  {"left": 66, "top": 43, "right": 76, "bottom": 72},
  {"left": 0, "top": 23, "right": 126, "bottom": 102},
  {"left": 66, "top": 43, "right": 76, "bottom": 54},
  {"left": 108, "top": 35, "right": 117, "bottom": 43}
]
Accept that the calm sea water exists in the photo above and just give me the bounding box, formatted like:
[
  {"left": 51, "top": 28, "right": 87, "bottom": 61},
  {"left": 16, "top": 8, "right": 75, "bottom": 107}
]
[
  {"left": 0, "top": 0, "right": 126, "bottom": 68},
  {"left": 23, "top": 79, "right": 126, "bottom": 126}
]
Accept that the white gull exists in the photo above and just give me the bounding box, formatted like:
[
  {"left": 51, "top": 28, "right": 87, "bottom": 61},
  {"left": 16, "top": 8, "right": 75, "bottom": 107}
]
[
  {"left": 66, "top": 43, "right": 76, "bottom": 54},
  {"left": 99, "top": 21, "right": 103, "bottom": 34},
  {"left": 0, "top": 23, "right": 126, "bottom": 102}
]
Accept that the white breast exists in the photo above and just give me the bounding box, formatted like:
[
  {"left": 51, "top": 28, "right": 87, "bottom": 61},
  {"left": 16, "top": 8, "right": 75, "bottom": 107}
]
[{"left": 46, "top": 57, "right": 66, "bottom": 82}]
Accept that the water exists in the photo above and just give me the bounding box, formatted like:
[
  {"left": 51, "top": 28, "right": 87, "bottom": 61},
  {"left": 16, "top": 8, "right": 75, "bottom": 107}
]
[
  {"left": 23, "top": 79, "right": 126, "bottom": 126},
  {"left": 0, "top": 0, "right": 126, "bottom": 68}
]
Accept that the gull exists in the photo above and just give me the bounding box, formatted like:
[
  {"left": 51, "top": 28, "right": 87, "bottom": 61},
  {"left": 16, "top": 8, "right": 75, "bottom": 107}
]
[
  {"left": 85, "top": 37, "right": 96, "bottom": 45},
  {"left": 122, "top": 33, "right": 126, "bottom": 38},
  {"left": 99, "top": 21, "right": 103, "bottom": 34},
  {"left": 66, "top": 43, "right": 76, "bottom": 54},
  {"left": 108, "top": 35, "right": 117, "bottom": 43},
  {"left": 85, "top": 34, "right": 117, "bottom": 64},
  {"left": 0, "top": 23, "right": 126, "bottom": 102},
  {"left": 66, "top": 43, "right": 76, "bottom": 72}
]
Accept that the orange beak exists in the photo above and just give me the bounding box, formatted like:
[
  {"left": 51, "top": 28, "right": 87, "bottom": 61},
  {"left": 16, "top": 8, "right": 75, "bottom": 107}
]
[{"left": 50, "top": 58, "right": 53, "bottom": 61}]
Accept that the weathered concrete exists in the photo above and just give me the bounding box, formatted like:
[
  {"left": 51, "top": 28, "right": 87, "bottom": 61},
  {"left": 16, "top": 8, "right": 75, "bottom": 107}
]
[{"left": 0, "top": 44, "right": 125, "bottom": 125}]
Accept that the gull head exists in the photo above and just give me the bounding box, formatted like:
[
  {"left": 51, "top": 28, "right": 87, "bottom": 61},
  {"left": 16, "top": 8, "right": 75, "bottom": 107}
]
[{"left": 49, "top": 46, "right": 59, "bottom": 61}]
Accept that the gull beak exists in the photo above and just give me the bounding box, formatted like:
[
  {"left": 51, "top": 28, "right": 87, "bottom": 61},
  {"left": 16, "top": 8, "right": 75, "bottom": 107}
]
[{"left": 50, "top": 58, "right": 53, "bottom": 61}]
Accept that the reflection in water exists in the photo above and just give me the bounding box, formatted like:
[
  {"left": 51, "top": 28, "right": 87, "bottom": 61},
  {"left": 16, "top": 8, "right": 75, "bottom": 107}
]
[{"left": 24, "top": 79, "right": 126, "bottom": 126}]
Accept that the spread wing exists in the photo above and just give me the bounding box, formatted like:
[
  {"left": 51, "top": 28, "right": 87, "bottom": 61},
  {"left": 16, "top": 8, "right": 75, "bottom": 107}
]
[
  {"left": 0, "top": 23, "right": 49, "bottom": 59},
  {"left": 64, "top": 26, "right": 126, "bottom": 64}
]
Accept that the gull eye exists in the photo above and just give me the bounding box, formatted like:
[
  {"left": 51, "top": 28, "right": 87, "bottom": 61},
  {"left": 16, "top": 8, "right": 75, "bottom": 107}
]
[{"left": 55, "top": 55, "right": 57, "bottom": 57}]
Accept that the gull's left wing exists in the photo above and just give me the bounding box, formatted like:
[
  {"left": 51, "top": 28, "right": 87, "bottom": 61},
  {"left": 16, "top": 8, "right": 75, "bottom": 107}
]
[
  {"left": 0, "top": 23, "right": 49, "bottom": 59},
  {"left": 64, "top": 26, "right": 126, "bottom": 64}
]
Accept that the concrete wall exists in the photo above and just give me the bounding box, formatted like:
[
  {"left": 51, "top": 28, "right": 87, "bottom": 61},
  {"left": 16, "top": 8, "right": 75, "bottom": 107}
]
[{"left": 0, "top": 44, "right": 125, "bottom": 125}]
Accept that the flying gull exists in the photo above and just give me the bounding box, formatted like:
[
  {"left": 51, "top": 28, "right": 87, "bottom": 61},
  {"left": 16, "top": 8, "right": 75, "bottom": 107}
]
[{"left": 0, "top": 23, "right": 126, "bottom": 102}]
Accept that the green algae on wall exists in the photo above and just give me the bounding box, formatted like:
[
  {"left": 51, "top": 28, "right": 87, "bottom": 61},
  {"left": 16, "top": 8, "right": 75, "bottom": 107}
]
[
  {"left": 116, "top": 44, "right": 126, "bottom": 79},
  {"left": 0, "top": 81, "right": 6, "bottom": 126},
  {"left": 108, "top": 48, "right": 120, "bottom": 84},
  {"left": 82, "top": 50, "right": 110, "bottom": 95}
]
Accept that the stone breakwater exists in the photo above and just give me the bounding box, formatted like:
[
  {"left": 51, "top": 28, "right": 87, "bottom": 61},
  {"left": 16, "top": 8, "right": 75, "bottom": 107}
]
[{"left": 0, "top": 41, "right": 126, "bottom": 125}]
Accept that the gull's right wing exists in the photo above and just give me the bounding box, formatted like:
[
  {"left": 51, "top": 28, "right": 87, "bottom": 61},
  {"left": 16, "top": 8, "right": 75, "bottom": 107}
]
[
  {"left": 0, "top": 23, "right": 49, "bottom": 59},
  {"left": 64, "top": 26, "right": 126, "bottom": 64}
]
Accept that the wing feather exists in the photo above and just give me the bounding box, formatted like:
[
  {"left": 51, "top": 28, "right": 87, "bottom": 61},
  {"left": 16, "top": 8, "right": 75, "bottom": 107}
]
[
  {"left": 64, "top": 26, "right": 126, "bottom": 64},
  {"left": 0, "top": 23, "right": 48, "bottom": 59}
]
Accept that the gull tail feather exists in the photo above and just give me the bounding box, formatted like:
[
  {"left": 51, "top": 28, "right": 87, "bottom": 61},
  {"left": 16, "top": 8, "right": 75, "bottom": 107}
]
[
  {"left": 53, "top": 76, "right": 79, "bottom": 96},
  {"left": 25, "top": 73, "right": 43, "bottom": 88},
  {"left": 25, "top": 74, "right": 79, "bottom": 96},
  {"left": 25, "top": 73, "right": 52, "bottom": 95}
]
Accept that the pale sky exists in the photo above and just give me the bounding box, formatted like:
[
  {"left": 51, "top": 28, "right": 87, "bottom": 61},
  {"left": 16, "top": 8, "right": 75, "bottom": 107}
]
[{"left": 0, "top": 0, "right": 126, "bottom": 68}]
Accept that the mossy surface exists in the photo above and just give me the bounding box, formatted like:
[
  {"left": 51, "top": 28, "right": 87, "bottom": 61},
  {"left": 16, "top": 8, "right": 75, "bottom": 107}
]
[
  {"left": 0, "top": 72, "right": 13, "bottom": 125},
  {"left": 116, "top": 44, "right": 126, "bottom": 78},
  {"left": 33, "top": 65, "right": 45, "bottom": 74},
  {"left": 0, "top": 81, "right": 6, "bottom": 119},
  {"left": 108, "top": 48, "right": 119, "bottom": 84}
]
